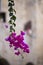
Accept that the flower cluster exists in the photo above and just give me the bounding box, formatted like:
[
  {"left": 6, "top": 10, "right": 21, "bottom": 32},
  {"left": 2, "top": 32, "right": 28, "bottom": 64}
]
[{"left": 5, "top": 31, "right": 30, "bottom": 55}]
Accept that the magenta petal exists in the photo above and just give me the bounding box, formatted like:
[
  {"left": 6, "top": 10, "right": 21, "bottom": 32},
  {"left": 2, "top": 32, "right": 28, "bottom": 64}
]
[
  {"left": 5, "top": 37, "right": 9, "bottom": 41},
  {"left": 11, "top": 32, "right": 16, "bottom": 36},
  {"left": 21, "top": 31, "right": 25, "bottom": 35},
  {"left": 9, "top": 44, "right": 12, "bottom": 48},
  {"left": 26, "top": 49, "right": 30, "bottom": 53},
  {"left": 16, "top": 35, "right": 24, "bottom": 43},
  {"left": 14, "top": 47, "right": 18, "bottom": 50},
  {"left": 15, "top": 51, "right": 20, "bottom": 55},
  {"left": 23, "top": 50, "right": 26, "bottom": 52},
  {"left": 5, "top": 36, "right": 11, "bottom": 41}
]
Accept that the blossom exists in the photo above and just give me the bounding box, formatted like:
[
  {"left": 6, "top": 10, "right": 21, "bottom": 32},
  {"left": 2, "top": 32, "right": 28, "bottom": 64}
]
[
  {"left": 5, "top": 31, "right": 30, "bottom": 55},
  {"left": 15, "top": 51, "right": 20, "bottom": 55},
  {"left": 21, "top": 31, "right": 25, "bottom": 35}
]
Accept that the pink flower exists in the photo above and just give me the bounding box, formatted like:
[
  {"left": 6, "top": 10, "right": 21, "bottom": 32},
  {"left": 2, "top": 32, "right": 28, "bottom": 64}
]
[
  {"left": 5, "top": 31, "right": 30, "bottom": 55},
  {"left": 15, "top": 51, "right": 20, "bottom": 55},
  {"left": 21, "top": 31, "right": 25, "bottom": 35}
]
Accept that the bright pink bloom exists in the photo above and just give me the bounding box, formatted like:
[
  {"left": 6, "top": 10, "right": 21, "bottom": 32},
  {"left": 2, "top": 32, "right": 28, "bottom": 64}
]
[{"left": 5, "top": 31, "right": 30, "bottom": 55}]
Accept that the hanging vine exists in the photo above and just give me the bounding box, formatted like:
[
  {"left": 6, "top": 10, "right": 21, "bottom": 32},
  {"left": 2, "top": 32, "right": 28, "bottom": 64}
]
[
  {"left": 5, "top": 0, "right": 30, "bottom": 56},
  {"left": 8, "top": 0, "right": 16, "bottom": 32}
]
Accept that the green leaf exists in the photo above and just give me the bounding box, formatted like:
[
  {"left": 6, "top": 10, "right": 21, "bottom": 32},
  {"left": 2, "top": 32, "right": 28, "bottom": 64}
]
[
  {"left": 8, "top": 2, "right": 12, "bottom": 6},
  {"left": 12, "top": 28, "right": 15, "bottom": 32},
  {"left": 8, "top": 6, "right": 13, "bottom": 12},
  {"left": 14, "top": 9, "right": 16, "bottom": 14},
  {"left": 9, "top": 12, "right": 13, "bottom": 16},
  {"left": 8, "top": 0, "right": 12, "bottom": 1},
  {"left": 10, "top": 26, "right": 12, "bottom": 32},
  {"left": 10, "top": 26, "right": 15, "bottom": 32},
  {"left": 11, "top": 1, "right": 14, "bottom": 5},
  {"left": 11, "top": 1, "right": 14, "bottom": 3},
  {"left": 13, "top": 23, "right": 16, "bottom": 27},
  {"left": 8, "top": 0, "right": 11, "bottom": 1},
  {"left": 11, "top": 15, "right": 16, "bottom": 21},
  {"left": 8, "top": 2, "right": 14, "bottom": 6},
  {"left": 9, "top": 20, "right": 12, "bottom": 24}
]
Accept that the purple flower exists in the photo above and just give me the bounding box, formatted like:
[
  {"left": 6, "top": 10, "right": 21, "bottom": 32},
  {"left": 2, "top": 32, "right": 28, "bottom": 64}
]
[
  {"left": 23, "top": 48, "right": 30, "bottom": 53},
  {"left": 9, "top": 44, "right": 12, "bottom": 48},
  {"left": 15, "top": 51, "right": 20, "bottom": 55},
  {"left": 25, "top": 49, "right": 30, "bottom": 53},
  {"left": 14, "top": 47, "right": 17, "bottom": 50},
  {"left": 21, "top": 31, "right": 25, "bottom": 35},
  {"left": 16, "top": 35, "right": 24, "bottom": 43},
  {"left": 5, "top": 31, "right": 30, "bottom": 55},
  {"left": 5, "top": 36, "right": 10, "bottom": 41},
  {"left": 5, "top": 38, "right": 8, "bottom": 41}
]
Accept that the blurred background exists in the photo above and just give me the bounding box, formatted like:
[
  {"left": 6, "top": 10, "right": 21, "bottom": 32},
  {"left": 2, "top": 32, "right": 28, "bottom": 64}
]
[{"left": 0, "top": 0, "right": 43, "bottom": 65}]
